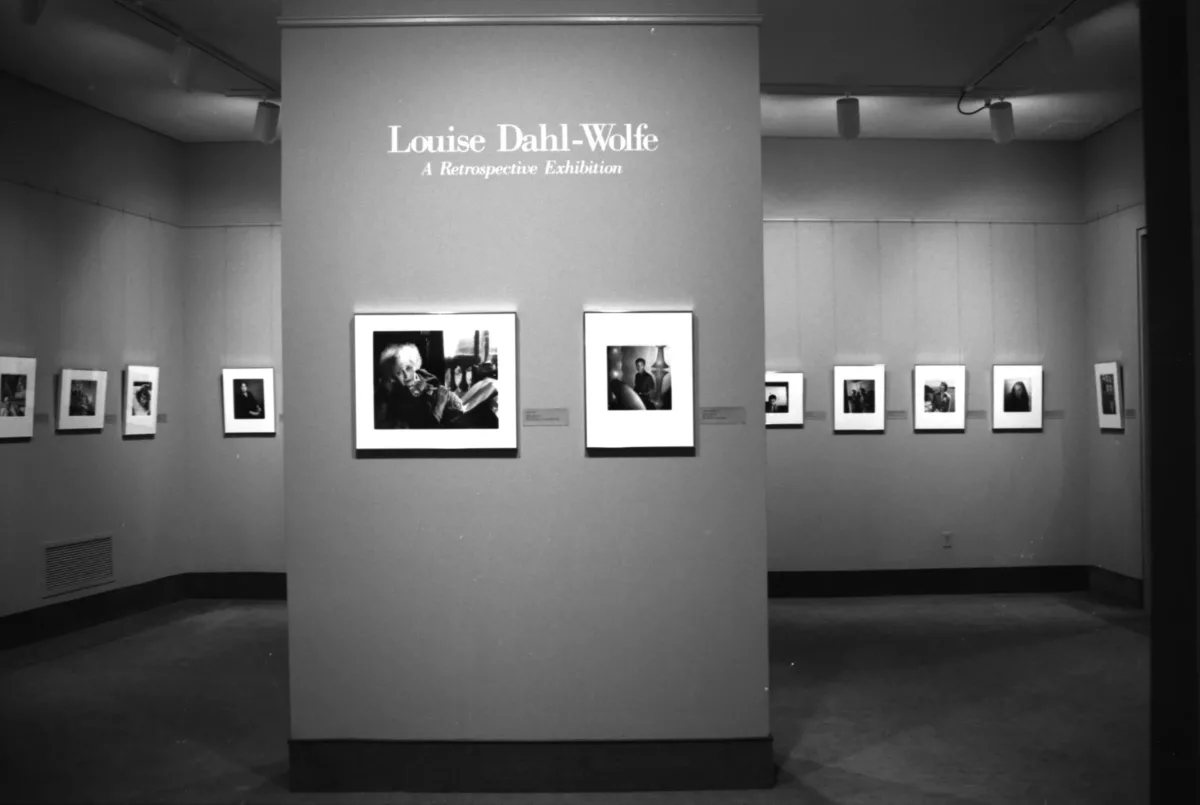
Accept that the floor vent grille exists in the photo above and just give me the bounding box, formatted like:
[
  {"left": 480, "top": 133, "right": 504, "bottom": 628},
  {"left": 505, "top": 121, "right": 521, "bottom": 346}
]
[{"left": 44, "top": 535, "right": 114, "bottom": 598}]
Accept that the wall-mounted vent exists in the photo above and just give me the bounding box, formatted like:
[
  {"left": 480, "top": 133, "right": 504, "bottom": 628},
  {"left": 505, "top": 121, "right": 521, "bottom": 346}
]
[{"left": 44, "top": 535, "right": 114, "bottom": 598}]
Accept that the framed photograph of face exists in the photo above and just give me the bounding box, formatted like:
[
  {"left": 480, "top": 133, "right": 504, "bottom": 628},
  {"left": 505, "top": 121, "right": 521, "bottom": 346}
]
[
  {"left": 992, "top": 365, "right": 1043, "bottom": 430},
  {"left": 124, "top": 365, "right": 160, "bottom": 437},
  {"left": 833, "top": 365, "right": 885, "bottom": 432},
  {"left": 913, "top": 365, "right": 966, "bottom": 431},
  {"left": 58, "top": 368, "right": 107, "bottom": 431},
  {"left": 584, "top": 311, "right": 694, "bottom": 450},
  {"left": 1094, "top": 361, "right": 1124, "bottom": 430},
  {"left": 0, "top": 356, "right": 36, "bottom": 439},
  {"left": 354, "top": 312, "right": 517, "bottom": 451},
  {"left": 222, "top": 368, "right": 276, "bottom": 435},
  {"left": 765, "top": 371, "right": 804, "bottom": 427}
]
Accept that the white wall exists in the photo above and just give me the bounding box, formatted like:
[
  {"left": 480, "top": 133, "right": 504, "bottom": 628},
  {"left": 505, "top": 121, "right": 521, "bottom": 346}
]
[
  {"left": 764, "top": 128, "right": 1145, "bottom": 579},
  {"left": 180, "top": 143, "right": 284, "bottom": 573},
  {"left": 0, "top": 74, "right": 189, "bottom": 617},
  {"left": 1082, "top": 112, "right": 1146, "bottom": 580},
  {"left": 281, "top": 5, "right": 769, "bottom": 742}
]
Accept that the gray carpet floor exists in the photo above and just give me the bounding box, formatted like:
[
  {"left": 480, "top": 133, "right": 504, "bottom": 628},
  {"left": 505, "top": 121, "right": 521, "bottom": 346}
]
[{"left": 0, "top": 593, "right": 1148, "bottom": 804}]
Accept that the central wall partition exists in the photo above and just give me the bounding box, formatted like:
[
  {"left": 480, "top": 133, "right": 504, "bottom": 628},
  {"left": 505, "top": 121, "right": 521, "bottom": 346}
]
[{"left": 279, "top": 0, "right": 771, "bottom": 792}]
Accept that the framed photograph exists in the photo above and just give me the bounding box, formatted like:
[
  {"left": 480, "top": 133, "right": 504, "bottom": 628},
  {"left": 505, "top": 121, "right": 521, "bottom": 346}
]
[
  {"left": 58, "top": 368, "right": 108, "bottom": 431},
  {"left": 1094, "top": 361, "right": 1124, "bottom": 430},
  {"left": 0, "top": 356, "right": 36, "bottom": 439},
  {"left": 992, "top": 365, "right": 1043, "bottom": 430},
  {"left": 765, "top": 371, "right": 804, "bottom": 427},
  {"left": 354, "top": 313, "right": 516, "bottom": 451},
  {"left": 913, "top": 365, "right": 966, "bottom": 431},
  {"left": 124, "top": 365, "right": 160, "bottom": 437},
  {"left": 584, "top": 311, "right": 694, "bottom": 450},
  {"left": 222, "top": 368, "right": 276, "bottom": 435},
  {"left": 833, "top": 365, "right": 885, "bottom": 432}
]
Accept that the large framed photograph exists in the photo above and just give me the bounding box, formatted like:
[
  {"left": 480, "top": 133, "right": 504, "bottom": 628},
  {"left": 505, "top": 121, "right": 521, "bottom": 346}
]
[
  {"left": 833, "top": 365, "right": 885, "bottom": 432},
  {"left": 0, "top": 356, "right": 36, "bottom": 439},
  {"left": 584, "top": 311, "right": 694, "bottom": 450},
  {"left": 354, "top": 313, "right": 517, "bottom": 451},
  {"left": 765, "top": 371, "right": 804, "bottom": 428},
  {"left": 992, "top": 365, "right": 1043, "bottom": 430},
  {"left": 58, "top": 368, "right": 107, "bottom": 431},
  {"left": 913, "top": 365, "right": 966, "bottom": 431},
  {"left": 124, "top": 365, "right": 160, "bottom": 437},
  {"left": 222, "top": 368, "right": 276, "bottom": 435},
  {"left": 1094, "top": 361, "right": 1124, "bottom": 430}
]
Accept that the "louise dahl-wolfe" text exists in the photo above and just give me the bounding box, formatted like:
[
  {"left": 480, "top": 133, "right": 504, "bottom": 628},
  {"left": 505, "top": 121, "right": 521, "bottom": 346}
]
[{"left": 387, "top": 123, "right": 659, "bottom": 154}]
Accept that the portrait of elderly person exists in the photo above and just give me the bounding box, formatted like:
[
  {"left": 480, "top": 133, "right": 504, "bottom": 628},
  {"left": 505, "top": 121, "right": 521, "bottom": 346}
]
[{"left": 375, "top": 341, "right": 499, "bottom": 429}]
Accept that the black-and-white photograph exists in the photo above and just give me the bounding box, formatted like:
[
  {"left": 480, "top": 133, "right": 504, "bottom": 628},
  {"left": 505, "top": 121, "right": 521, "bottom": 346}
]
[
  {"left": 914, "top": 365, "right": 966, "bottom": 431},
  {"left": 69, "top": 379, "right": 98, "bottom": 417},
  {"left": 765, "top": 382, "right": 788, "bottom": 414},
  {"left": 1, "top": 374, "right": 27, "bottom": 417},
  {"left": 374, "top": 327, "right": 500, "bottom": 430},
  {"left": 1100, "top": 374, "right": 1116, "bottom": 415},
  {"left": 1094, "top": 361, "right": 1123, "bottom": 431},
  {"left": 923, "top": 380, "right": 956, "bottom": 413},
  {"left": 607, "top": 346, "right": 671, "bottom": 411},
  {"left": 1003, "top": 378, "right": 1032, "bottom": 412},
  {"left": 131, "top": 381, "right": 153, "bottom": 416},
  {"left": 232, "top": 378, "right": 266, "bottom": 420},
  {"left": 843, "top": 379, "right": 876, "bottom": 414}
]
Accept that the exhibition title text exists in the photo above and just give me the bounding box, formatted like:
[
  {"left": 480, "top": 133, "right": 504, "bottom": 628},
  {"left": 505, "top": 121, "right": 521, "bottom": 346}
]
[
  {"left": 388, "top": 123, "right": 659, "bottom": 154},
  {"left": 387, "top": 122, "right": 659, "bottom": 178}
]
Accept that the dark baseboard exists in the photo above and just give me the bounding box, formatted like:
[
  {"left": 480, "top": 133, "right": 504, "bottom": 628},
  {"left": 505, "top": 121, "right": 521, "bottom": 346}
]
[
  {"left": 767, "top": 566, "right": 1091, "bottom": 597},
  {"left": 288, "top": 737, "right": 776, "bottom": 793},
  {"left": 1087, "top": 566, "right": 1144, "bottom": 607},
  {"left": 0, "top": 571, "right": 286, "bottom": 651}
]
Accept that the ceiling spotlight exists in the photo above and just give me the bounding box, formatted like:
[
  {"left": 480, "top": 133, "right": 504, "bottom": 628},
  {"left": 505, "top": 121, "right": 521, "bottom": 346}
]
[
  {"left": 1035, "top": 23, "right": 1075, "bottom": 75},
  {"left": 167, "top": 39, "right": 195, "bottom": 89},
  {"left": 254, "top": 101, "right": 281, "bottom": 144},
  {"left": 989, "top": 100, "right": 1015, "bottom": 144},
  {"left": 20, "top": 0, "right": 47, "bottom": 25},
  {"left": 836, "top": 96, "right": 860, "bottom": 139}
]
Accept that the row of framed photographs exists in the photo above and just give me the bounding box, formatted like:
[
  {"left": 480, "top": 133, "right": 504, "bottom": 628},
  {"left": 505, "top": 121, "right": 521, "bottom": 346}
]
[
  {"left": 766, "top": 362, "right": 1125, "bottom": 431},
  {"left": 0, "top": 358, "right": 277, "bottom": 439}
]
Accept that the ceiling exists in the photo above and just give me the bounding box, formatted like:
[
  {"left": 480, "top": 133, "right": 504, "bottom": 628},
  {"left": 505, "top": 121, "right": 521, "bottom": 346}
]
[{"left": 0, "top": 0, "right": 1141, "bottom": 143}]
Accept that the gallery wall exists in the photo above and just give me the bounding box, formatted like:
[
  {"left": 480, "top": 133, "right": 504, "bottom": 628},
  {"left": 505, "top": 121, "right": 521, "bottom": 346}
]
[
  {"left": 280, "top": 1, "right": 769, "bottom": 742},
  {"left": 1081, "top": 113, "right": 1145, "bottom": 582},
  {"left": 0, "top": 74, "right": 189, "bottom": 618},
  {"left": 179, "top": 143, "right": 284, "bottom": 573},
  {"left": 763, "top": 126, "right": 1145, "bottom": 578}
]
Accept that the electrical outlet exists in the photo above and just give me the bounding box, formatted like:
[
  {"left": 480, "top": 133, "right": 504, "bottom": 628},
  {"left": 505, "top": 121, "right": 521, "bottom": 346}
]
[{"left": 942, "top": 531, "right": 953, "bottom": 549}]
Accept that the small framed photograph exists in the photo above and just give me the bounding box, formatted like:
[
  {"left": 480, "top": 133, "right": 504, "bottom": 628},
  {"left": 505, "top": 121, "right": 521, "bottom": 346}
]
[
  {"left": 833, "top": 365, "right": 885, "bottom": 432},
  {"left": 354, "top": 312, "right": 516, "bottom": 451},
  {"left": 913, "top": 365, "right": 966, "bottom": 431},
  {"left": 765, "top": 372, "right": 804, "bottom": 427},
  {"left": 0, "top": 356, "right": 36, "bottom": 439},
  {"left": 992, "top": 365, "right": 1043, "bottom": 430},
  {"left": 1094, "top": 362, "right": 1124, "bottom": 430},
  {"left": 58, "top": 368, "right": 108, "bottom": 431},
  {"left": 584, "top": 311, "right": 694, "bottom": 450},
  {"left": 222, "top": 368, "right": 276, "bottom": 435},
  {"left": 124, "top": 365, "right": 160, "bottom": 437}
]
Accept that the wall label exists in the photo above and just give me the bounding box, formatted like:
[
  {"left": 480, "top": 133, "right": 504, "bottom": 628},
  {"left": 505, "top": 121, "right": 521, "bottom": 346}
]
[
  {"left": 1044, "top": 410, "right": 1066, "bottom": 420},
  {"left": 387, "top": 122, "right": 660, "bottom": 179},
  {"left": 1124, "top": 408, "right": 1137, "bottom": 419},
  {"left": 885, "top": 410, "right": 908, "bottom": 420},
  {"left": 966, "top": 410, "right": 988, "bottom": 420},
  {"left": 523, "top": 408, "right": 569, "bottom": 427},
  {"left": 157, "top": 413, "right": 168, "bottom": 424},
  {"left": 33, "top": 412, "right": 49, "bottom": 425},
  {"left": 103, "top": 414, "right": 117, "bottom": 425},
  {"left": 700, "top": 407, "right": 746, "bottom": 425},
  {"left": 804, "top": 411, "right": 827, "bottom": 421}
]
